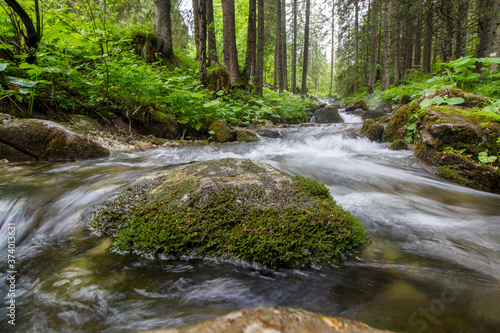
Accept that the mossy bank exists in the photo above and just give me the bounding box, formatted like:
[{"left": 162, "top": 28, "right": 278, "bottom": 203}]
[
  {"left": 91, "top": 158, "right": 368, "bottom": 267},
  {"left": 382, "top": 88, "right": 500, "bottom": 193}
]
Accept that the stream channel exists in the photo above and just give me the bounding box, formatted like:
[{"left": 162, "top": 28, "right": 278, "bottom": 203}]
[{"left": 1, "top": 111, "right": 499, "bottom": 332}]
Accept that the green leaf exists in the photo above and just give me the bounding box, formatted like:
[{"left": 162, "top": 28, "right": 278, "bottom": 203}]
[
  {"left": 5, "top": 76, "right": 37, "bottom": 88},
  {"left": 446, "top": 57, "right": 476, "bottom": 68},
  {"left": 445, "top": 97, "right": 465, "bottom": 105},
  {"left": 419, "top": 98, "right": 433, "bottom": 108},
  {"left": 0, "top": 63, "right": 7, "bottom": 72},
  {"left": 478, "top": 151, "right": 497, "bottom": 164},
  {"left": 192, "top": 93, "right": 205, "bottom": 99}
]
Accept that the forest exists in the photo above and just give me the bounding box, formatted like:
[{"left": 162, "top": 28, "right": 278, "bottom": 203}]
[
  {"left": 1, "top": 2, "right": 500, "bottom": 332},
  {"left": 1, "top": 0, "right": 500, "bottom": 129}
]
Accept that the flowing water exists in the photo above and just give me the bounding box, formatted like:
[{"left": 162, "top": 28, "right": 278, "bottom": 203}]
[{"left": 1, "top": 111, "right": 499, "bottom": 332}]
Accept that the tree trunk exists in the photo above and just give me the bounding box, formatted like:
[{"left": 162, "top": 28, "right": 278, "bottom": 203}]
[
  {"left": 192, "top": 0, "right": 200, "bottom": 59},
  {"left": 329, "top": 2, "right": 335, "bottom": 97},
  {"left": 244, "top": 0, "right": 257, "bottom": 83},
  {"left": 455, "top": 0, "right": 468, "bottom": 58},
  {"left": 292, "top": 0, "right": 297, "bottom": 93},
  {"left": 414, "top": 9, "right": 422, "bottom": 67},
  {"left": 301, "top": 0, "right": 310, "bottom": 95},
  {"left": 198, "top": 0, "right": 207, "bottom": 85},
  {"left": 4, "top": 0, "right": 40, "bottom": 63},
  {"left": 364, "top": 0, "right": 372, "bottom": 81},
  {"left": 422, "top": 0, "right": 433, "bottom": 73},
  {"left": 367, "top": 0, "right": 379, "bottom": 94},
  {"left": 254, "top": 0, "right": 265, "bottom": 96},
  {"left": 281, "top": 0, "right": 288, "bottom": 91},
  {"left": 402, "top": 2, "right": 413, "bottom": 82},
  {"left": 354, "top": 0, "right": 359, "bottom": 88},
  {"left": 381, "top": 0, "right": 391, "bottom": 91},
  {"left": 222, "top": 0, "right": 240, "bottom": 86},
  {"left": 207, "top": 0, "right": 219, "bottom": 65},
  {"left": 477, "top": 0, "right": 500, "bottom": 58},
  {"left": 394, "top": 1, "right": 401, "bottom": 86},
  {"left": 275, "top": 0, "right": 282, "bottom": 92}
]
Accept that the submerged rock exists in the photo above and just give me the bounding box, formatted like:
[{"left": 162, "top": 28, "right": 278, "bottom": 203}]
[
  {"left": 92, "top": 158, "right": 367, "bottom": 267},
  {"left": 312, "top": 105, "right": 344, "bottom": 123},
  {"left": 141, "top": 306, "right": 394, "bottom": 333},
  {"left": 0, "top": 119, "right": 110, "bottom": 162}
]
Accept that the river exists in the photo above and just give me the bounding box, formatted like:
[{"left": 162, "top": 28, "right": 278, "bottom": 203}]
[{"left": 1, "top": 111, "right": 499, "bottom": 332}]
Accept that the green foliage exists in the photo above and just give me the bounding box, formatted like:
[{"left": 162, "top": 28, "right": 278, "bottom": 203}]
[
  {"left": 404, "top": 114, "right": 419, "bottom": 143},
  {"left": 478, "top": 151, "right": 498, "bottom": 165},
  {"left": 419, "top": 95, "right": 465, "bottom": 108}
]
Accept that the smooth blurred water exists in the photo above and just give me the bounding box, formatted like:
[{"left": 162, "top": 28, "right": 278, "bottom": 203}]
[{"left": 1, "top": 113, "right": 499, "bottom": 332}]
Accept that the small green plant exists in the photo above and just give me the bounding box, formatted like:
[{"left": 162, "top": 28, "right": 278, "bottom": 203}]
[
  {"left": 478, "top": 150, "right": 498, "bottom": 165},
  {"left": 404, "top": 114, "right": 419, "bottom": 143},
  {"left": 419, "top": 95, "right": 465, "bottom": 108}
]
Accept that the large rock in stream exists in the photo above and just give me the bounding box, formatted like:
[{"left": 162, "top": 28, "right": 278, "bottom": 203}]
[
  {"left": 382, "top": 88, "right": 500, "bottom": 193},
  {"left": 311, "top": 105, "right": 344, "bottom": 123},
  {"left": 92, "top": 158, "right": 367, "bottom": 267},
  {"left": 141, "top": 306, "right": 394, "bottom": 333},
  {"left": 0, "top": 119, "right": 110, "bottom": 162}
]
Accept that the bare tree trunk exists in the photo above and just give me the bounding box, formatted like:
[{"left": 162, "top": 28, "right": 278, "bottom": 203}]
[
  {"left": 254, "top": 0, "right": 265, "bottom": 96},
  {"left": 402, "top": 2, "right": 413, "bottom": 82},
  {"left": 281, "top": 0, "right": 288, "bottom": 91},
  {"left": 364, "top": 0, "right": 372, "bottom": 81},
  {"left": 354, "top": 0, "right": 359, "bottom": 89},
  {"left": 381, "top": 0, "right": 391, "bottom": 91},
  {"left": 301, "top": 0, "right": 310, "bottom": 95},
  {"left": 422, "top": 0, "right": 433, "bottom": 73},
  {"left": 244, "top": 0, "right": 257, "bottom": 83},
  {"left": 222, "top": 0, "right": 240, "bottom": 86},
  {"left": 207, "top": 0, "right": 219, "bottom": 65},
  {"left": 394, "top": 1, "right": 401, "bottom": 86},
  {"left": 275, "top": 0, "right": 282, "bottom": 92},
  {"left": 198, "top": 0, "right": 207, "bottom": 84},
  {"left": 5, "top": 0, "right": 41, "bottom": 63},
  {"left": 367, "top": 0, "right": 379, "bottom": 94},
  {"left": 292, "top": 0, "right": 297, "bottom": 93},
  {"left": 453, "top": 0, "right": 468, "bottom": 58},
  {"left": 192, "top": 0, "right": 200, "bottom": 59},
  {"left": 329, "top": 2, "right": 335, "bottom": 97},
  {"left": 414, "top": 9, "right": 422, "bottom": 67},
  {"left": 154, "top": 0, "right": 175, "bottom": 61}
]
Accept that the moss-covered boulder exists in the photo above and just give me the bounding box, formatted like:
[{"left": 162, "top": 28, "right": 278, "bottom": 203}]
[
  {"left": 389, "top": 138, "right": 408, "bottom": 150},
  {"left": 381, "top": 88, "right": 500, "bottom": 193},
  {"left": 209, "top": 120, "right": 232, "bottom": 143},
  {"left": 311, "top": 105, "right": 344, "bottom": 123},
  {"left": 141, "top": 306, "right": 394, "bottom": 333},
  {"left": 0, "top": 119, "right": 110, "bottom": 162},
  {"left": 360, "top": 119, "right": 384, "bottom": 142},
  {"left": 92, "top": 158, "right": 368, "bottom": 267},
  {"left": 236, "top": 129, "right": 259, "bottom": 142},
  {"left": 346, "top": 100, "right": 369, "bottom": 112},
  {"left": 132, "top": 110, "right": 180, "bottom": 140}
]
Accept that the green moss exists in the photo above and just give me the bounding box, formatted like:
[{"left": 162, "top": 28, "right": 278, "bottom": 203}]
[
  {"left": 436, "top": 166, "right": 470, "bottom": 187},
  {"left": 360, "top": 119, "right": 384, "bottom": 142},
  {"left": 382, "top": 100, "right": 420, "bottom": 142},
  {"left": 432, "top": 105, "right": 500, "bottom": 123},
  {"left": 418, "top": 110, "right": 429, "bottom": 119},
  {"left": 209, "top": 120, "right": 232, "bottom": 143},
  {"left": 236, "top": 129, "right": 259, "bottom": 142},
  {"left": 91, "top": 159, "right": 368, "bottom": 267},
  {"left": 390, "top": 139, "right": 409, "bottom": 150}
]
